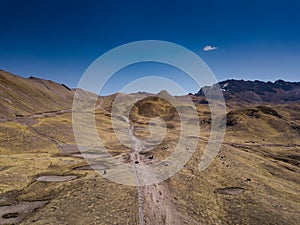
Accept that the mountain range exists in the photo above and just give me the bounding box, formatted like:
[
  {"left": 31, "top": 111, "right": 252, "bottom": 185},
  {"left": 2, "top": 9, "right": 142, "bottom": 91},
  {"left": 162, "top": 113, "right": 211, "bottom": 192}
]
[
  {"left": 196, "top": 79, "right": 300, "bottom": 103},
  {"left": 1, "top": 69, "right": 300, "bottom": 118}
]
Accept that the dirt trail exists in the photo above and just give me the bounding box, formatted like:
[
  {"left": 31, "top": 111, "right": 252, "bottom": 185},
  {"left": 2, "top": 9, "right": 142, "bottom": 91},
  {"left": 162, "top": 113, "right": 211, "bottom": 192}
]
[
  {"left": 0, "top": 109, "right": 72, "bottom": 122},
  {"left": 123, "top": 116, "right": 145, "bottom": 225},
  {"left": 143, "top": 179, "right": 184, "bottom": 225},
  {"left": 125, "top": 115, "right": 186, "bottom": 225}
]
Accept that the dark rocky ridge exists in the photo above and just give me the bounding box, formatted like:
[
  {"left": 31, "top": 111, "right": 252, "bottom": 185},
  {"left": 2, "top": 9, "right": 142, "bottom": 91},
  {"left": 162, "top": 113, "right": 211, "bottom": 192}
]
[{"left": 196, "top": 79, "right": 300, "bottom": 103}]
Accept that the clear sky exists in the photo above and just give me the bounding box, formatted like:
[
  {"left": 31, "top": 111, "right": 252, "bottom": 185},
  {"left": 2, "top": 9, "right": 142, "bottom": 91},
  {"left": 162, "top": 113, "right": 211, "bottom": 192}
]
[{"left": 0, "top": 0, "right": 299, "bottom": 95}]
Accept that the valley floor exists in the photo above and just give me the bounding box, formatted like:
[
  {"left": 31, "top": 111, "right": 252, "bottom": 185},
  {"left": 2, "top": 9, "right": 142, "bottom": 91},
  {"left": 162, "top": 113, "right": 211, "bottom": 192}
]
[{"left": 0, "top": 100, "right": 300, "bottom": 225}]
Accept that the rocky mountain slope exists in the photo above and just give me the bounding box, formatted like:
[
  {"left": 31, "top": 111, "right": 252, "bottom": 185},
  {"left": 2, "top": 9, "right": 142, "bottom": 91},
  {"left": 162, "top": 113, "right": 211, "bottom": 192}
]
[{"left": 196, "top": 79, "right": 300, "bottom": 103}]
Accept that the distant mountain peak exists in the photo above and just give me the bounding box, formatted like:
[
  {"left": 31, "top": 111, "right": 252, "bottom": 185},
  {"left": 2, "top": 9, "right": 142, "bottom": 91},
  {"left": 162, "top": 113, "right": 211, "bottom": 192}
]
[
  {"left": 196, "top": 79, "right": 300, "bottom": 103},
  {"left": 157, "top": 90, "right": 171, "bottom": 96}
]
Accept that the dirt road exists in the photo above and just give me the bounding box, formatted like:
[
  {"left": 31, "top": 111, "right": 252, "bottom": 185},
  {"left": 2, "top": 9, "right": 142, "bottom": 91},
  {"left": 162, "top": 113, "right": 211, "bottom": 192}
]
[
  {"left": 126, "top": 117, "right": 186, "bottom": 225},
  {"left": 0, "top": 109, "right": 72, "bottom": 122}
]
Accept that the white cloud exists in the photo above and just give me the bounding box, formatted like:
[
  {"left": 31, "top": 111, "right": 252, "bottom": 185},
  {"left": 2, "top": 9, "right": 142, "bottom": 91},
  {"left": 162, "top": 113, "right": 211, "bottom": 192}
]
[{"left": 203, "top": 45, "right": 217, "bottom": 51}]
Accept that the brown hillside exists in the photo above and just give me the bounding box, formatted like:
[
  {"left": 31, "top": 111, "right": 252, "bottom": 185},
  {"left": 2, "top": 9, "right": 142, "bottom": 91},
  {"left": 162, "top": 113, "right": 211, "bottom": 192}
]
[{"left": 0, "top": 70, "right": 74, "bottom": 118}]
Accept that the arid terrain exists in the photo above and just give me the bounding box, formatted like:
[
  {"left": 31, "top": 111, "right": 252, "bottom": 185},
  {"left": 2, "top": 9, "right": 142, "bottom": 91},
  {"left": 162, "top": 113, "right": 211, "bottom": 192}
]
[{"left": 0, "top": 70, "right": 299, "bottom": 225}]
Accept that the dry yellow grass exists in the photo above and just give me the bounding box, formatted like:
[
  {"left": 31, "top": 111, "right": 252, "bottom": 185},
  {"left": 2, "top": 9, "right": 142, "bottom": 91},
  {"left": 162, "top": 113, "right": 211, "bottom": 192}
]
[{"left": 0, "top": 80, "right": 299, "bottom": 224}]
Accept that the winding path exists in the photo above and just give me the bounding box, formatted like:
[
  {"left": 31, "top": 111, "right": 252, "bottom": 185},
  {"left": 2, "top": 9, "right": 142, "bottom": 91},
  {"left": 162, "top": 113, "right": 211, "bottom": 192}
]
[
  {"left": 123, "top": 116, "right": 145, "bottom": 225},
  {"left": 125, "top": 116, "right": 187, "bottom": 225},
  {"left": 0, "top": 109, "right": 72, "bottom": 122}
]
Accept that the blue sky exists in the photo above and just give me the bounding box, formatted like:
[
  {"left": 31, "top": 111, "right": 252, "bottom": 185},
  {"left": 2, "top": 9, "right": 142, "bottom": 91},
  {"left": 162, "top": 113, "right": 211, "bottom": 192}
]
[{"left": 0, "top": 0, "right": 299, "bottom": 95}]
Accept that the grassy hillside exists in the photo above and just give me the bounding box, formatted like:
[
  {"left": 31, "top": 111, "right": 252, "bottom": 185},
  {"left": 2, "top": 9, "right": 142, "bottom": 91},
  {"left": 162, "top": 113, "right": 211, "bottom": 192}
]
[{"left": 0, "top": 70, "right": 74, "bottom": 118}]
